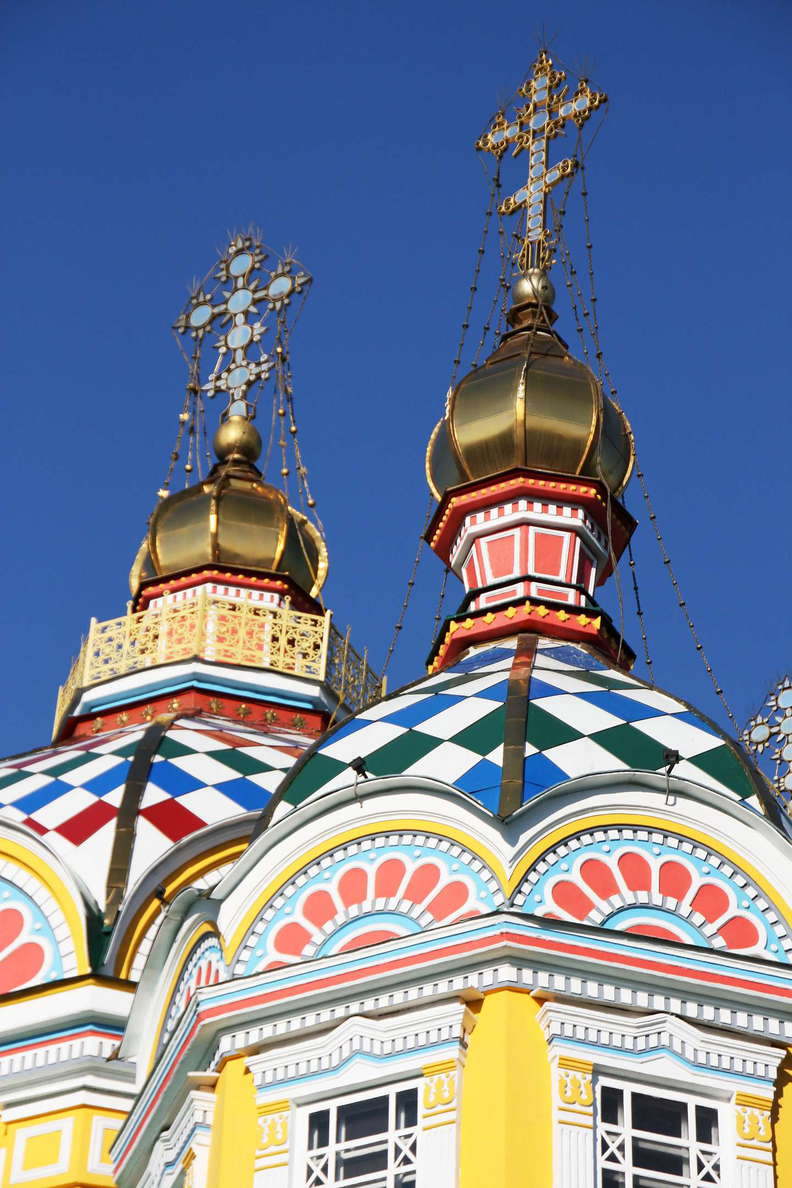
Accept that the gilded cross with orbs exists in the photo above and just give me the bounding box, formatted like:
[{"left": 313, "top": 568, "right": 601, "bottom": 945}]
[{"left": 476, "top": 50, "right": 606, "bottom": 271}]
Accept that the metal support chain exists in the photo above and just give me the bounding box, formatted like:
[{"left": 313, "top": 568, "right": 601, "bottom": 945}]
[
  {"left": 381, "top": 495, "right": 435, "bottom": 676},
  {"left": 449, "top": 163, "right": 501, "bottom": 388},
  {"left": 432, "top": 566, "right": 451, "bottom": 639},
  {"left": 471, "top": 203, "right": 509, "bottom": 368},
  {"left": 627, "top": 540, "right": 654, "bottom": 680},
  {"left": 566, "top": 159, "right": 738, "bottom": 728}
]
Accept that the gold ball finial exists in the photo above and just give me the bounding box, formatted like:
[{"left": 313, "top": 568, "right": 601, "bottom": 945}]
[{"left": 213, "top": 415, "right": 262, "bottom": 464}]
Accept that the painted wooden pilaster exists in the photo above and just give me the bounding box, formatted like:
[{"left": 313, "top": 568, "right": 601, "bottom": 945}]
[
  {"left": 554, "top": 1056, "right": 595, "bottom": 1188},
  {"left": 734, "top": 1092, "right": 774, "bottom": 1188},
  {"left": 253, "top": 1098, "right": 291, "bottom": 1187},
  {"left": 418, "top": 1060, "right": 460, "bottom": 1188}
]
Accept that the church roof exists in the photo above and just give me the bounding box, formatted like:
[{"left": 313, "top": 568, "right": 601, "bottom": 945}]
[
  {"left": 0, "top": 715, "right": 312, "bottom": 912},
  {"left": 274, "top": 638, "right": 766, "bottom": 819}
]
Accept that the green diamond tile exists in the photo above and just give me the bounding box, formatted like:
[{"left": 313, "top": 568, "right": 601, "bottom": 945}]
[
  {"left": 571, "top": 671, "right": 639, "bottom": 692},
  {"left": 364, "top": 731, "right": 439, "bottom": 775},
  {"left": 286, "top": 753, "right": 346, "bottom": 804},
  {"left": 156, "top": 736, "right": 197, "bottom": 760},
  {"left": 525, "top": 703, "right": 583, "bottom": 750},
  {"left": 451, "top": 707, "right": 506, "bottom": 757},
  {"left": 108, "top": 739, "right": 145, "bottom": 759},
  {"left": 206, "top": 748, "right": 271, "bottom": 776},
  {"left": 687, "top": 744, "right": 755, "bottom": 800},
  {"left": 0, "top": 768, "right": 36, "bottom": 793},
  {"left": 589, "top": 724, "right": 669, "bottom": 770},
  {"left": 37, "top": 751, "right": 104, "bottom": 778}
]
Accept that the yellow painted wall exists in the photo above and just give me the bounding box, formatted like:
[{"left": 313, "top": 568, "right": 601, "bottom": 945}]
[
  {"left": 773, "top": 1048, "right": 792, "bottom": 1186},
  {"left": 0, "top": 1105, "right": 124, "bottom": 1187},
  {"left": 460, "top": 990, "right": 553, "bottom": 1188},
  {"left": 206, "top": 1055, "right": 258, "bottom": 1188}
]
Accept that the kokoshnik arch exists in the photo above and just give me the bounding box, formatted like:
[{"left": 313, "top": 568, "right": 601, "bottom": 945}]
[{"left": 0, "top": 46, "right": 790, "bottom": 1188}]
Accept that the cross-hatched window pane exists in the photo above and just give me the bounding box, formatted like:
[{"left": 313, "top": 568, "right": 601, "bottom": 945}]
[
  {"left": 305, "top": 1086, "right": 419, "bottom": 1188},
  {"left": 597, "top": 1084, "right": 721, "bottom": 1188}
]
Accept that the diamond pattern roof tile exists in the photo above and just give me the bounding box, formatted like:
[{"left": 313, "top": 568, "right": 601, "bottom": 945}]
[
  {"left": 0, "top": 716, "right": 313, "bottom": 910},
  {"left": 279, "top": 638, "right": 764, "bottom": 817}
]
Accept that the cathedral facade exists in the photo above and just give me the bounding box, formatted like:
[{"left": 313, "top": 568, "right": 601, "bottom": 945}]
[{"left": 0, "top": 50, "right": 790, "bottom": 1188}]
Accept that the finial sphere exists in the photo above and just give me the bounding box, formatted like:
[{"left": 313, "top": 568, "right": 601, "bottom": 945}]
[
  {"left": 511, "top": 269, "right": 556, "bottom": 308},
  {"left": 213, "top": 416, "right": 262, "bottom": 463}
]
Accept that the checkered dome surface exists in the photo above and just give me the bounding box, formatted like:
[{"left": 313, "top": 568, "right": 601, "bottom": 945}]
[
  {"left": 281, "top": 639, "right": 758, "bottom": 816},
  {"left": 0, "top": 716, "right": 312, "bottom": 908}
]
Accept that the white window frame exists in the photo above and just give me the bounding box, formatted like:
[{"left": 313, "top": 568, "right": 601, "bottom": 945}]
[
  {"left": 596, "top": 1079, "right": 722, "bottom": 1188},
  {"left": 302, "top": 1081, "right": 420, "bottom": 1188}
]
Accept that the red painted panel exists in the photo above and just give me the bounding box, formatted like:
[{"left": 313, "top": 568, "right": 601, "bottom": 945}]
[
  {"left": 336, "top": 929, "right": 402, "bottom": 953},
  {"left": 426, "top": 881, "right": 469, "bottom": 921},
  {"left": 338, "top": 867, "right": 368, "bottom": 908},
  {"left": 551, "top": 881, "right": 595, "bottom": 921},
  {"left": 0, "top": 908, "right": 24, "bottom": 950},
  {"left": 533, "top": 531, "right": 565, "bottom": 577},
  {"left": 302, "top": 889, "right": 337, "bottom": 928},
  {"left": 579, "top": 549, "right": 595, "bottom": 591},
  {"left": 658, "top": 861, "right": 693, "bottom": 901},
  {"left": 717, "top": 915, "right": 760, "bottom": 950},
  {"left": 485, "top": 534, "right": 517, "bottom": 580},
  {"left": 374, "top": 858, "right": 406, "bottom": 899},
  {"left": 273, "top": 921, "right": 312, "bottom": 957},
  {"left": 579, "top": 858, "right": 619, "bottom": 900},
  {"left": 403, "top": 863, "right": 441, "bottom": 903},
  {"left": 690, "top": 883, "right": 730, "bottom": 923},
  {"left": 617, "top": 852, "right": 652, "bottom": 892},
  {"left": 624, "top": 923, "right": 685, "bottom": 942},
  {"left": 0, "top": 941, "right": 46, "bottom": 993}
]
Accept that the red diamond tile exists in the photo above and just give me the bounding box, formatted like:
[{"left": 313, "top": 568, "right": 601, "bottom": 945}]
[
  {"left": 22, "top": 817, "right": 49, "bottom": 837},
  {"left": 55, "top": 799, "right": 117, "bottom": 845},
  {"left": 139, "top": 799, "right": 207, "bottom": 843}
]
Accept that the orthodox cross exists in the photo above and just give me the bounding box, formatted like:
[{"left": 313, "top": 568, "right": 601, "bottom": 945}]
[
  {"left": 476, "top": 50, "right": 606, "bottom": 271},
  {"left": 174, "top": 234, "right": 311, "bottom": 419}
]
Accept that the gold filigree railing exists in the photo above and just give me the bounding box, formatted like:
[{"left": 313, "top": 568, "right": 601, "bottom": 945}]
[{"left": 53, "top": 591, "right": 384, "bottom": 737}]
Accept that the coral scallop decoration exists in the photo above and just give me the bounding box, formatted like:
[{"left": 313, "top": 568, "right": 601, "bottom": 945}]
[
  {"left": 0, "top": 876, "right": 65, "bottom": 992},
  {"left": 0, "top": 905, "right": 49, "bottom": 993},
  {"left": 235, "top": 835, "right": 503, "bottom": 976},
  {"left": 517, "top": 830, "right": 791, "bottom": 960}
]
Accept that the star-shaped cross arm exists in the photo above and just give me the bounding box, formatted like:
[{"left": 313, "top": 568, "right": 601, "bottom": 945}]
[
  {"left": 743, "top": 676, "right": 792, "bottom": 802},
  {"left": 477, "top": 50, "right": 606, "bottom": 272},
  {"left": 173, "top": 234, "right": 312, "bottom": 420}
]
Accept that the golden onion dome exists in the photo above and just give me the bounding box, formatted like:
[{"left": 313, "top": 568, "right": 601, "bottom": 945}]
[
  {"left": 129, "top": 416, "right": 328, "bottom": 598},
  {"left": 426, "top": 271, "right": 634, "bottom": 500}
]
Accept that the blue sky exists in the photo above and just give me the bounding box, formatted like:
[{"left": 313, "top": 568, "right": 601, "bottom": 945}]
[{"left": 1, "top": 0, "right": 789, "bottom": 756}]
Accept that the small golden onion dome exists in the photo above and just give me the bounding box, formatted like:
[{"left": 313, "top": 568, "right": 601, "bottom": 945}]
[
  {"left": 129, "top": 416, "right": 328, "bottom": 598},
  {"left": 426, "top": 272, "right": 634, "bottom": 500}
]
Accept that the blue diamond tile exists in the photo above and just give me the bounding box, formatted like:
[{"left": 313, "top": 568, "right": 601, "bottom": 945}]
[
  {"left": 12, "top": 781, "right": 66, "bottom": 814},
  {"left": 384, "top": 693, "right": 465, "bottom": 730},
  {"left": 455, "top": 758, "right": 501, "bottom": 803},
  {"left": 576, "top": 690, "right": 665, "bottom": 722},
  {"left": 84, "top": 764, "right": 129, "bottom": 798},
  {"left": 448, "top": 647, "right": 515, "bottom": 674},
  {"left": 540, "top": 644, "right": 606, "bottom": 670},
  {"left": 525, "top": 677, "right": 570, "bottom": 700},
  {"left": 151, "top": 761, "right": 207, "bottom": 798},
  {"left": 522, "top": 752, "right": 569, "bottom": 799},
  {"left": 213, "top": 776, "right": 271, "bottom": 811},
  {"left": 677, "top": 711, "right": 718, "bottom": 736}
]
